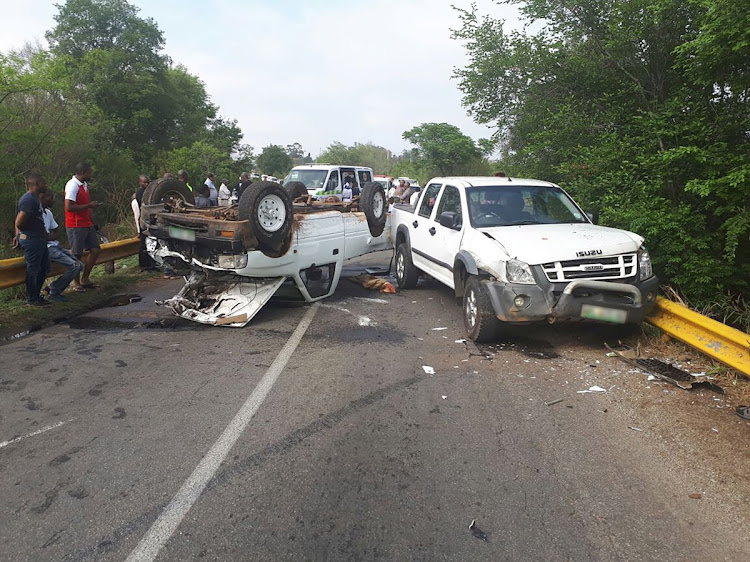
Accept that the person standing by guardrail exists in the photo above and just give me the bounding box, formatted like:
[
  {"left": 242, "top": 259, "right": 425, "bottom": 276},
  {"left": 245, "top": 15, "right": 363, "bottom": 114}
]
[
  {"left": 64, "top": 162, "right": 101, "bottom": 290},
  {"left": 40, "top": 191, "right": 83, "bottom": 301},
  {"left": 132, "top": 174, "right": 157, "bottom": 272},
  {"left": 14, "top": 174, "right": 51, "bottom": 307}
]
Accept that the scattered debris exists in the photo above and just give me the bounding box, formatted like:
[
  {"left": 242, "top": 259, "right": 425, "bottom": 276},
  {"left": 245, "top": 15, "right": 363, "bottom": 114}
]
[
  {"left": 432, "top": 327, "right": 448, "bottom": 331},
  {"left": 711, "top": 428, "right": 719, "bottom": 433},
  {"left": 544, "top": 398, "right": 564, "bottom": 406},
  {"left": 349, "top": 274, "right": 396, "bottom": 294},
  {"left": 469, "top": 520, "right": 488, "bottom": 542},
  {"left": 441, "top": 395, "right": 447, "bottom": 400},
  {"left": 647, "top": 375, "right": 658, "bottom": 381},
  {"left": 688, "top": 493, "right": 702, "bottom": 500},
  {"left": 422, "top": 366, "right": 435, "bottom": 374},
  {"left": 455, "top": 339, "right": 467, "bottom": 343},
  {"left": 577, "top": 385, "right": 606, "bottom": 394},
  {"left": 597, "top": 409, "right": 608, "bottom": 413},
  {"left": 628, "top": 426, "right": 644, "bottom": 432},
  {"left": 606, "top": 344, "right": 724, "bottom": 394}
]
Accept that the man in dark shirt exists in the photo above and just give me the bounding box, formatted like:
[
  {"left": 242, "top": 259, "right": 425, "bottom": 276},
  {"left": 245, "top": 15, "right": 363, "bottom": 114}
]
[
  {"left": 14, "top": 174, "right": 51, "bottom": 306},
  {"left": 236, "top": 172, "right": 252, "bottom": 201}
]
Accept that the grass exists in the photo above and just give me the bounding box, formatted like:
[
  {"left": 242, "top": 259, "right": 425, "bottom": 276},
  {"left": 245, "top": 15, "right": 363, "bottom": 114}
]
[{"left": 0, "top": 255, "right": 159, "bottom": 340}]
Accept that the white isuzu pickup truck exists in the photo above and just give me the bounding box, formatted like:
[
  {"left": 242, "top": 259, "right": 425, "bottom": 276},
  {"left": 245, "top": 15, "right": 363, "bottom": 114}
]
[
  {"left": 390, "top": 176, "right": 659, "bottom": 341},
  {"left": 141, "top": 176, "right": 389, "bottom": 326}
]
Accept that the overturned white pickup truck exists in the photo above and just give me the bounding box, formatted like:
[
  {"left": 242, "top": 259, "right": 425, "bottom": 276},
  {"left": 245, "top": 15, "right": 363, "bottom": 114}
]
[
  {"left": 141, "top": 177, "right": 389, "bottom": 326},
  {"left": 389, "top": 176, "right": 659, "bottom": 341}
]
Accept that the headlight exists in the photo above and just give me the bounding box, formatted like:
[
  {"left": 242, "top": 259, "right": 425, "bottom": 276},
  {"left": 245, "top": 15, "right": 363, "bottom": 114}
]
[
  {"left": 638, "top": 247, "right": 653, "bottom": 280},
  {"left": 218, "top": 254, "right": 248, "bottom": 269},
  {"left": 506, "top": 259, "right": 536, "bottom": 284}
]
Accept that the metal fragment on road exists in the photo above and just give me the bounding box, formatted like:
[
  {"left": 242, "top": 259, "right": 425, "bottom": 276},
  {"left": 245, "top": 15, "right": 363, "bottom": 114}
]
[{"left": 544, "top": 398, "right": 564, "bottom": 406}]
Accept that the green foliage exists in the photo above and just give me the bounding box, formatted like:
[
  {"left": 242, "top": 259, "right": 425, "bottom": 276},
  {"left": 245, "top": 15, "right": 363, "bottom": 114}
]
[
  {"left": 1, "top": 0, "right": 244, "bottom": 251},
  {"left": 452, "top": 0, "right": 750, "bottom": 303},
  {"left": 402, "top": 123, "right": 485, "bottom": 177},
  {"left": 256, "top": 145, "right": 293, "bottom": 177},
  {"left": 316, "top": 142, "right": 396, "bottom": 174}
]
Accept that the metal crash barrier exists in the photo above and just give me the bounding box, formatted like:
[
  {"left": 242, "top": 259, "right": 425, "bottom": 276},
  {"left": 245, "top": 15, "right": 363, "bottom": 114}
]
[
  {"left": 646, "top": 296, "right": 750, "bottom": 376},
  {"left": 0, "top": 237, "right": 140, "bottom": 290}
]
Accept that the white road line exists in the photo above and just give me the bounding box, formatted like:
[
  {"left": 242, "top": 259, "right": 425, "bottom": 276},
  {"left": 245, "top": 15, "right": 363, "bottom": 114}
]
[
  {"left": 0, "top": 419, "right": 73, "bottom": 449},
  {"left": 125, "top": 302, "right": 320, "bottom": 562}
]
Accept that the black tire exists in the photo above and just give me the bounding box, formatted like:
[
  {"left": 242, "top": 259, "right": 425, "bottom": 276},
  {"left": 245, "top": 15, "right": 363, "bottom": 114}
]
[
  {"left": 142, "top": 178, "right": 195, "bottom": 206},
  {"left": 285, "top": 181, "right": 308, "bottom": 201},
  {"left": 395, "top": 243, "right": 419, "bottom": 289},
  {"left": 463, "top": 276, "right": 500, "bottom": 342},
  {"left": 360, "top": 181, "right": 387, "bottom": 237},
  {"left": 238, "top": 181, "right": 293, "bottom": 249}
]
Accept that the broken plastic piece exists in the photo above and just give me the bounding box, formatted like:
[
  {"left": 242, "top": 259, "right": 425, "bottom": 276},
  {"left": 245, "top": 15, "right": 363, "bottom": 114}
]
[
  {"left": 577, "top": 385, "right": 606, "bottom": 394},
  {"left": 432, "top": 327, "right": 448, "bottom": 331},
  {"left": 422, "top": 366, "right": 435, "bottom": 374}
]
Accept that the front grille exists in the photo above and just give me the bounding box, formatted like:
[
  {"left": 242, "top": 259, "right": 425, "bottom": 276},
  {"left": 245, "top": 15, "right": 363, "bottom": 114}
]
[{"left": 542, "top": 253, "right": 637, "bottom": 282}]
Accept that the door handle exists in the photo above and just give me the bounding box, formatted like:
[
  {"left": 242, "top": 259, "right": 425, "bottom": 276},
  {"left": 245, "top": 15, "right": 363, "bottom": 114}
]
[
  {"left": 412, "top": 221, "right": 418, "bottom": 228},
  {"left": 429, "top": 227, "right": 436, "bottom": 236}
]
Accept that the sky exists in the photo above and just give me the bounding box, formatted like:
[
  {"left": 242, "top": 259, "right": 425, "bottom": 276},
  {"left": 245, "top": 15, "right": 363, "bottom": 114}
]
[{"left": 0, "top": 0, "right": 524, "bottom": 158}]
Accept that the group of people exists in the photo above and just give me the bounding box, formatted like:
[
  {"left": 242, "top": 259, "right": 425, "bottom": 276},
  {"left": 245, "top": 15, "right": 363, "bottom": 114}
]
[
  {"left": 387, "top": 179, "right": 419, "bottom": 210},
  {"left": 14, "top": 163, "right": 102, "bottom": 307}
]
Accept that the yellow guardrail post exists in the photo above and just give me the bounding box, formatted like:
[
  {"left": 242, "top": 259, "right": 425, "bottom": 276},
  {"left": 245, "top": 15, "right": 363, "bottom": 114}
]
[
  {"left": 646, "top": 296, "right": 750, "bottom": 376},
  {"left": 0, "top": 237, "right": 140, "bottom": 290}
]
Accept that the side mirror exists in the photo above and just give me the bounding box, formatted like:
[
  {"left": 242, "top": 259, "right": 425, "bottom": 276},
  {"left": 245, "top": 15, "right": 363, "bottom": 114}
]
[
  {"left": 439, "top": 211, "right": 461, "bottom": 230},
  {"left": 585, "top": 211, "right": 599, "bottom": 224}
]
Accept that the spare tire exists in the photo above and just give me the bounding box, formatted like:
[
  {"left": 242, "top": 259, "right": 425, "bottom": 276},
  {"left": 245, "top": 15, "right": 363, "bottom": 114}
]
[
  {"left": 285, "top": 181, "right": 308, "bottom": 201},
  {"left": 142, "top": 178, "right": 195, "bottom": 206},
  {"left": 238, "top": 181, "right": 293, "bottom": 251},
  {"left": 360, "top": 182, "right": 387, "bottom": 237}
]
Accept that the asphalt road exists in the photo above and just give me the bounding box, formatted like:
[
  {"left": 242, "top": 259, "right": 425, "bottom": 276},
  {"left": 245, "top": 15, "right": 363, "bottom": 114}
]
[{"left": 1, "top": 251, "right": 749, "bottom": 561}]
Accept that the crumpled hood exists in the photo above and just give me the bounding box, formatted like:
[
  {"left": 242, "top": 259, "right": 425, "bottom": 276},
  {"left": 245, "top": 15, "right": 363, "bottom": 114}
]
[{"left": 478, "top": 223, "right": 643, "bottom": 264}]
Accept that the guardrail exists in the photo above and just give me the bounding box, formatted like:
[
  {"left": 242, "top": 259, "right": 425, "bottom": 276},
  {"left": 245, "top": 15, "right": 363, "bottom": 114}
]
[
  {"left": 646, "top": 296, "right": 750, "bottom": 376},
  {"left": 0, "top": 237, "right": 140, "bottom": 290}
]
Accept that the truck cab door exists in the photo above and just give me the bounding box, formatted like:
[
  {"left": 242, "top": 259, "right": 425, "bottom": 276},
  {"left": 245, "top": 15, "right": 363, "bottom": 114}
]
[
  {"left": 409, "top": 183, "right": 443, "bottom": 278},
  {"left": 429, "top": 185, "right": 464, "bottom": 288}
]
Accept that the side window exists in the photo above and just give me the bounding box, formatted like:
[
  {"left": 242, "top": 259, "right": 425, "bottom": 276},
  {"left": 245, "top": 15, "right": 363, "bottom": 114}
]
[
  {"left": 436, "top": 185, "right": 462, "bottom": 226},
  {"left": 326, "top": 170, "right": 340, "bottom": 191},
  {"left": 358, "top": 170, "right": 371, "bottom": 185},
  {"left": 418, "top": 184, "right": 442, "bottom": 218}
]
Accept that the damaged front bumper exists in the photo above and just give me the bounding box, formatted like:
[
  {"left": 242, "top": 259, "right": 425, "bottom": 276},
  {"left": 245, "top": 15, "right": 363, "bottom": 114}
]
[
  {"left": 157, "top": 272, "right": 286, "bottom": 327},
  {"left": 484, "top": 276, "right": 659, "bottom": 324}
]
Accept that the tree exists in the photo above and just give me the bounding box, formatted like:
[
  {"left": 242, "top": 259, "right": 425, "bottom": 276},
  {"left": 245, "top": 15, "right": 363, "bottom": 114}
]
[
  {"left": 316, "top": 142, "right": 395, "bottom": 173},
  {"left": 45, "top": 0, "right": 216, "bottom": 164},
  {"left": 285, "top": 142, "right": 304, "bottom": 159},
  {"left": 402, "top": 123, "right": 484, "bottom": 176},
  {"left": 256, "top": 145, "right": 293, "bottom": 177}
]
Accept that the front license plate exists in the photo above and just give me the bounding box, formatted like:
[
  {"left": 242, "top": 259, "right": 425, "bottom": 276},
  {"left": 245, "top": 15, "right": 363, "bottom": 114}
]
[
  {"left": 581, "top": 304, "right": 628, "bottom": 324},
  {"left": 168, "top": 226, "right": 196, "bottom": 242}
]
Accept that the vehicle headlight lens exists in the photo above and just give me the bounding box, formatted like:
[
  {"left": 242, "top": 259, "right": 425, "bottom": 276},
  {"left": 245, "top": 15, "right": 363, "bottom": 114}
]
[
  {"left": 638, "top": 247, "right": 653, "bottom": 280},
  {"left": 506, "top": 259, "right": 536, "bottom": 284},
  {"left": 218, "top": 254, "right": 248, "bottom": 269}
]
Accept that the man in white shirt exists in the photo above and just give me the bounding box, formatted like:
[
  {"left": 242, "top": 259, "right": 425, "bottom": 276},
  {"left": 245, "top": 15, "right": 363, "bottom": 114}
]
[
  {"left": 341, "top": 181, "right": 353, "bottom": 202},
  {"left": 40, "top": 191, "right": 83, "bottom": 301},
  {"left": 218, "top": 178, "right": 232, "bottom": 205},
  {"left": 204, "top": 173, "right": 218, "bottom": 205}
]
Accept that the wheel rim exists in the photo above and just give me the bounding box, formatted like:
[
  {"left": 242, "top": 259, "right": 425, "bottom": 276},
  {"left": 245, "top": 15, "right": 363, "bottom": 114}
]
[
  {"left": 257, "top": 194, "right": 286, "bottom": 232},
  {"left": 372, "top": 191, "right": 384, "bottom": 218},
  {"left": 162, "top": 190, "right": 187, "bottom": 204},
  {"left": 466, "top": 288, "right": 477, "bottom": 328},
  {"left": 396, "top": 251, "right": 404, "bottom": 280}
]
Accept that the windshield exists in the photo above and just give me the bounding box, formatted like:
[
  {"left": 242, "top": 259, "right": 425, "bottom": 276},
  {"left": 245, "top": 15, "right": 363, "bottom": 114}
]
[
  {"left": 283, "top": 169, "right": 328, "bottom": 190},
  {"left": 466, "top": 184, "right": 587, "bottom": 227}
]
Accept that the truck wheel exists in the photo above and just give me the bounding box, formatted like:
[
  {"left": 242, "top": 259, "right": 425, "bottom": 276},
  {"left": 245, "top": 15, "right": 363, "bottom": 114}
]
[
  {"left": 238, "top": 181, "right": 293, "bottom": 250},
  {"left": 142, "top": 178, "right": 195, "bottom": 206},
  {"left": 395, "top": 244, "right": 419, "bottom": 289},
  {"left": 463, "top": 276, "right": 499, "bottom": 342},
  {"left": 360, "top": 182, "right": 387, "bottom": 237},
  {"left": 285, "top": 181, "right": 308, "bottom": 201}
]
